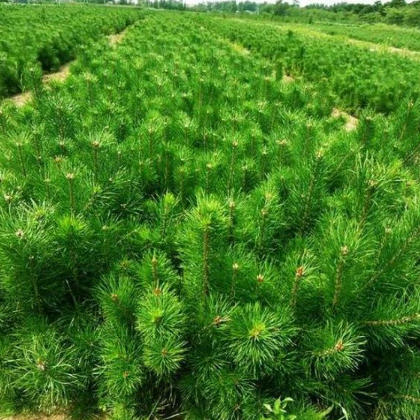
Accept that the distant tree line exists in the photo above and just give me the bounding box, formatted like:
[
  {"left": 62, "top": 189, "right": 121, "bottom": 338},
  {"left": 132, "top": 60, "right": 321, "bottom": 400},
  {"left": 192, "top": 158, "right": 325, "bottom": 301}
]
[
  {"left": 2, "top": 0, "right": 419, "bottom": 27},
  {"left": 187, "top": 0, "right": 420, "bottom": 27},
  {"left": 303, "top": 0, "right": 420, "bottom": 26},
  {"left": 136, "top": 0, "right": 185, "bottom": 9}
]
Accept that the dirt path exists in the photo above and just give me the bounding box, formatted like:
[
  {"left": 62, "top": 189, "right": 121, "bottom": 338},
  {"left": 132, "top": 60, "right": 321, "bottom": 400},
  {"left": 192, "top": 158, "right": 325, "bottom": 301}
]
[
  {"left": 9, "top": 91, "right": 32, "bottom": 108},
  {"left": 1, "top": 411, "right": 106, "bottom": 420},
  {"left": 332, "top": 108, "right": 359, "bottom": 132},
  {"left": 283, "top": 74, "right": 295, "bottom": 83},
  {"left": 1, "top": 415, "right": 66, "bottom": 420},
  {"left": 108, "top": 26, "right": 129, "bottom": 47},
  {"left": 8, "top": 61, "right": 75, "bottom": 108},
  {"left": 42, "top": 62, "right": 73, "bottom": 84},
  {"left": 228, "top": 41, "right": 250, "bottom": 56},
  {"left": 224, "top": 34, "right": 296, "bottom": 85},
  {"left": 347, "top": 38, "right": 420, "bottom": 60}
]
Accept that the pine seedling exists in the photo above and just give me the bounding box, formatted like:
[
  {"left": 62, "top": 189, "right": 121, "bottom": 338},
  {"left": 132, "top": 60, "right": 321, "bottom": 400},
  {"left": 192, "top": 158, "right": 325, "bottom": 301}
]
[
  {"left": 343, "top": 154, "right": 409, "bottom": 231},
  {"left": 179, "top": 195, "right": 228, "bottom": 300},
  {"left": 284, "top": 148, "right": 328, "bottom": 237},
  {"left": 177, "top": 111, "right": 199, "bottom": 147},
  {"left": 313, "top": 375, "right": 371, "bottom": 420},
  {"left": 66, "top": 172, "right": 77, "bottom": 215},
  {"left": 107, "top": 403, "right": 138, "bottom": 420},
  {"left": 137, "top": 284, "right": 186, "bottom": 378},
  {"left": 238, "top": 180, "right": 284, "bottom": 257},
  {"left": 304, "top": 321, "right": 366, "bottom": 381},
  {"left": 359, "top": 291, "right": 420, "bottom": 349},
  {"left": 173, "top": 145, "right": 195, "bottom": 207},
  {"left": 356, "top": 200, "right": 420, "bottom": 295},
  {"left": 314, "top": 214, "right": 373, "bottom": 313},
  {"left": 85, "top": 131, "right": 116, "bottom": 184},
  {"left": 64, "top": 312, "right": 99, "bottom": 377},
  {"left": 0, "top": 336, "right": 15, "bottom": 408},
  {"left": 219, "top": 247, "right": 283, "bottom": 305},
  {"left": 201, "top": 368, "right": 256, "bottom": 420},
  {"left": 180, "top": 298, "right": 232, "bottom": 402},
  {"left": 85, "top": 169, "right": 145, "bottom": 220},
  {"left": 97, "top": 274, "right": 138, "bottom": 327},
  {"left": 226, "top": 302, "right": 295, "bottom": 377},
  {"left": 136, "top": 284, "right": 185, "bottom": 343},
  {"left": 90, "top": 216, "right": 128, "bottom": 268},
  {"left": 225, "top": 135, "right": 242, "bottom": 195},
  {"left": 282, "top": 242, "right": 316, "bottom": 311},
  {"left": 141, "top": 111, "right": 166, "bottom": 161},
  {"left": 191, "top": 295, "right": 233, "bottom": 346},
  {"left": 150, "top": 192, "right": 181, "bottom": 252},
  {"left": 13, "top": 134, "right": 31, "bottom": 179},
  {"left": 372, "top": 348, "right": 420, "bottom": 420},
  {"left": 41, "top": 94, "right": 78, "bottom": 141},
  {"left": 142, "top": 336, "right": 186, "bottom": 378},
  {"left": 397, "top": 101, "right": 420, "bottom": 165},
  {"left": 244, "top": 125, "right": 263, "bottom": 160},
  {"left": 0, "top": 202, "right": 59, "bottom": 313},
  {"left": 21, "top": 64, "right": 43, "bottom": 100},
  {"left": 179, "top": 344, "right": 228, "bottom": 413},
  {"left": 97, "top": 322, "right": 143, "bottom": 414},
  {"left": 238, "top": 158, "right": 260, "bottom": 193},
  {"left": 394, "top": 100, "right": 420, "bottom": 145},
  {"left": 197, "top": 151, "right": 226, "bottom": 195},
  {"left": 53, "top": 214, "right": 96, "bottom": 301},
  {"left": 356, "top": 115, "right": 376, "bottom": 150},
  {"left": 12, "top": 320, "right": 86, "bottom": 413},
  {"left": 136, "top": 250, "right": 181, "bottom": 292}
]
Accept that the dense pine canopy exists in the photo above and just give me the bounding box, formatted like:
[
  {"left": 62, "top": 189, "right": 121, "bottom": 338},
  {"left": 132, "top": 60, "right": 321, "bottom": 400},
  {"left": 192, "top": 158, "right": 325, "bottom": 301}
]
[{"left": 0, "top": 6, "right": 420, "bottom": 420}]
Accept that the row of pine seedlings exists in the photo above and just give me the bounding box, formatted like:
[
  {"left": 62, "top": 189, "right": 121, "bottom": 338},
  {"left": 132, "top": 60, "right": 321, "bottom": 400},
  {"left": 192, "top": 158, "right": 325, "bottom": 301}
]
[
  {"left": 0, "top": 5, "right": 141, "bottom": 99},
  {"left": 0, "top": 10, "right": 419, "bottom": 420}
]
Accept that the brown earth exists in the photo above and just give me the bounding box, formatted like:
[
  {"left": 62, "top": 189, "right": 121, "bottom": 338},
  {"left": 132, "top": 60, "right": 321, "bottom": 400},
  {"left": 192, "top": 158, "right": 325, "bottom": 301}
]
[
  {"left": 347, "top": 38, "right": 420, "bottom": 60},
  {"left": 1, "top": 414, "right": 66, "bottom": 420},
  {"left": 332, "top": 107, "right": 359, "bottom": 132},
  {"left": 42, "top": 62, "right": 73, "bottom": 84},
  {"left": 1, "top": 411, "right": 107, "bottom": 420},
  {"left": 283, "top": 74, "right": 295, "bottom": 83},
  {"left": 229, "top": 41, "right": 250, "bottom": 56},
  {"left": 108, "top": 27, "right": 129, "bottom": 47},
  {"left": 8, "top": 61, "right": 74, "bottom": 108},
  {"left": 9, "top": 91, "right": 32, "bottom": 108}
]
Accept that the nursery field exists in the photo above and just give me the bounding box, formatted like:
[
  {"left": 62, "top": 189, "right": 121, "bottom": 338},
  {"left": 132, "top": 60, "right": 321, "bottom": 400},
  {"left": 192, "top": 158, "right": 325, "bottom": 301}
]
[
  {"left": 305, "top": 22, "right": 420, "bottom": 52},
  {"left": 0, "top": 5, "right": 141, "bottom": 98},
  {"left": 246, "top": 18, "right": 420, "bottom": 53},
  {"left": 1, "top": 7, "right": 420, "bottom": 420}
]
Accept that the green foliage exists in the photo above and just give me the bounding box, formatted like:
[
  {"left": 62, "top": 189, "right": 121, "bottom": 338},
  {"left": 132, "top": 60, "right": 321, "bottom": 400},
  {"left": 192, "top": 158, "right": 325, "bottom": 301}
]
[
  {"left": 11, "top": 319, "right": 86, "bottom": 412},
  {"left": 0, "top": 7, "right": 420, "bottom": 420},
  {"left": 227, "top": 303, "right": 294, "bottom": 376},
  {"left": 0, "top": 4, "right": 142, "bottom": 98},
  {"left": 200, "top": 15, "right": 420, "bottom": 114},
  {"left": 261, "top": 397, "right": 297, "bottom": 420}
]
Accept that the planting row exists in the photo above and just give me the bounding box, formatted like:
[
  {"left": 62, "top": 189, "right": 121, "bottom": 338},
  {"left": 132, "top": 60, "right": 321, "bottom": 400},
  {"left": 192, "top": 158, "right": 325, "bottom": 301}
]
[
  {"left": 0, "top": 4, "right": 142, "bottom": 99},
  {"left": 308, "top": 22, "right": 420, "bottom": 52},
  {"left": 200, "top": 15, "right": 420, "bottom": 114}
]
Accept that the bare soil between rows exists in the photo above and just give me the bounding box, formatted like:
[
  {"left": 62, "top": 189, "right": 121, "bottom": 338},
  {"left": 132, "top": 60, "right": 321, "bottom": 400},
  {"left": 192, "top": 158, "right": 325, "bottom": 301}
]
[
  {"left": 1, "top": 415, "right": 66, "bottom": 420},
  {"left": 332, "top": 107, "right": 359, "bottom": 132}
]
